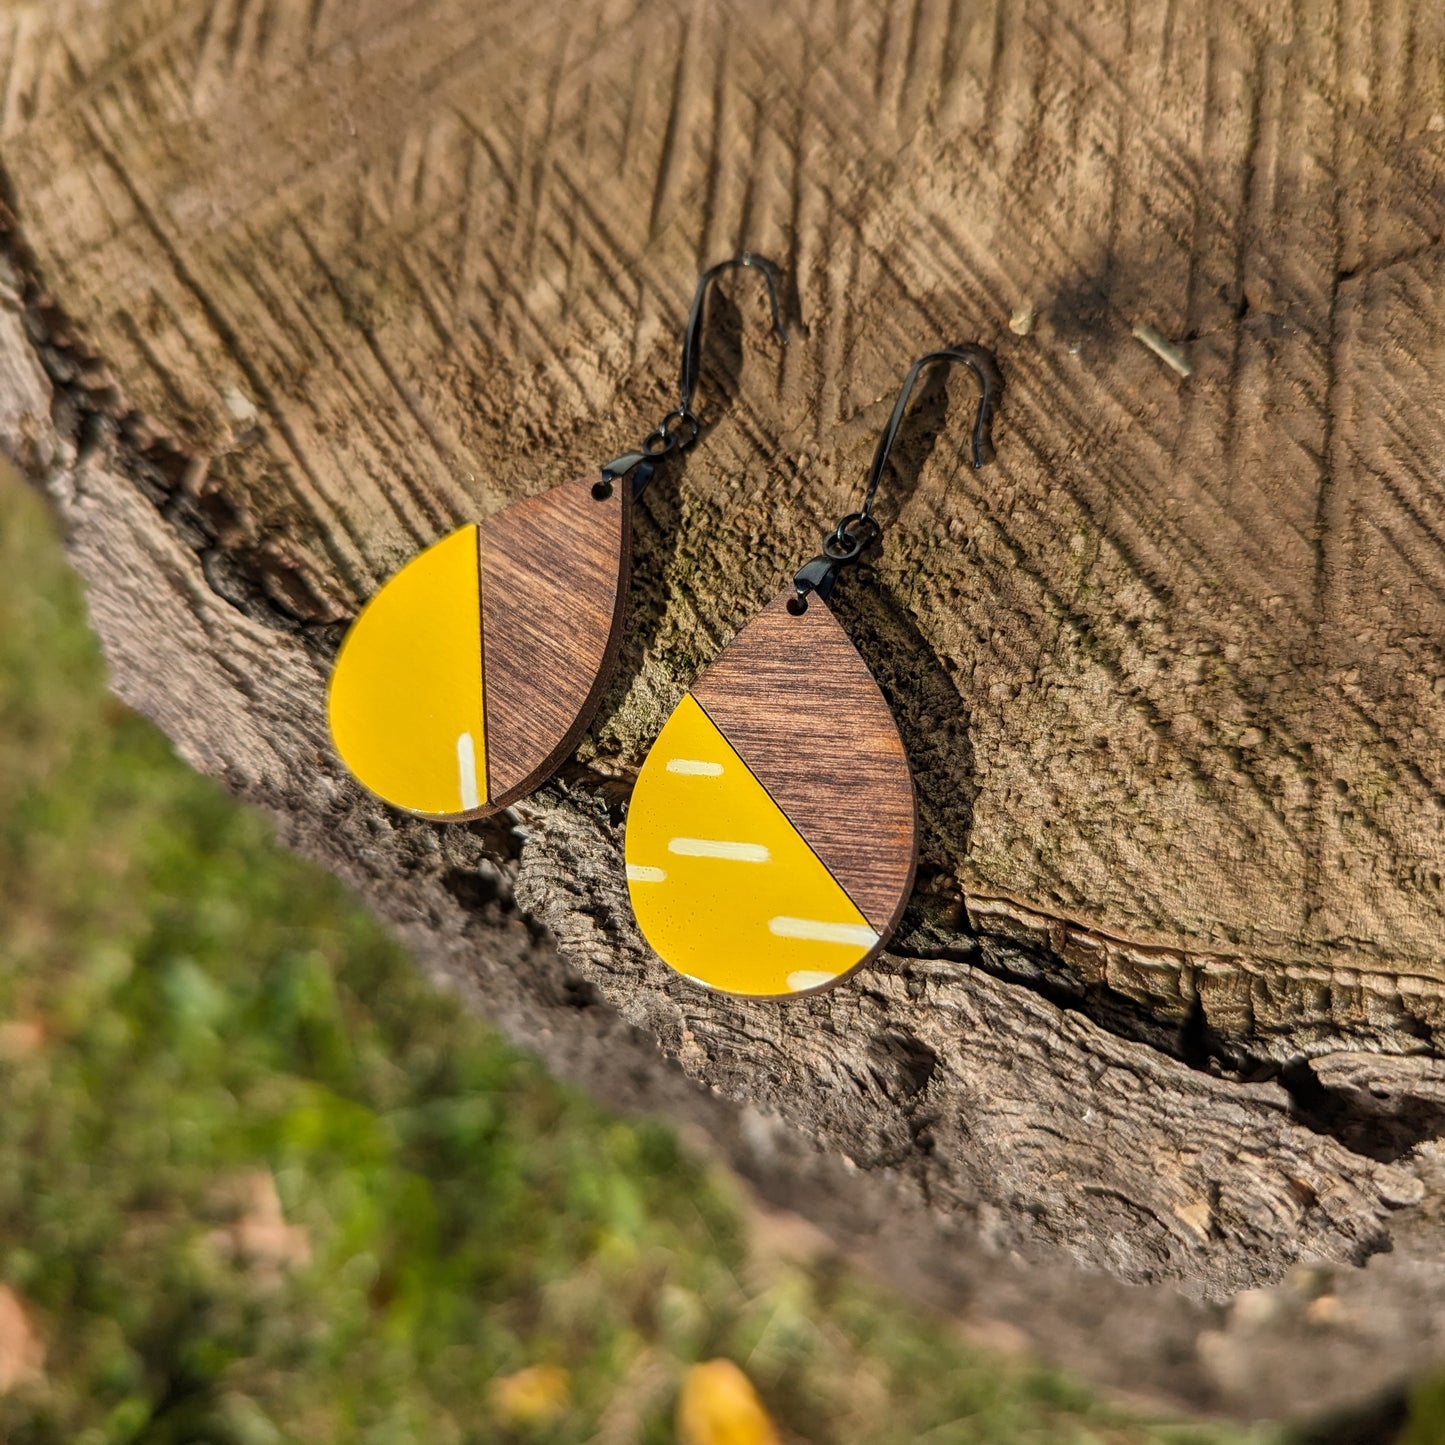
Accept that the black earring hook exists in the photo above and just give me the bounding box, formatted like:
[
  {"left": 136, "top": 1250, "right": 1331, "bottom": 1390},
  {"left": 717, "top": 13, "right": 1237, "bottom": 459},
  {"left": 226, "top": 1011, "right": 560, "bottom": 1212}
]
[
  {"left": 599, "top": 253, "right": 789, "bottom": 497},
  {"left": 861, "top": 345, "right": 1003, "bottom": 515},
  {"left": 791, "top": 344, "right": 1004, "bottom": 608},
  {"left": 677, "top": 253, "right": 789, "bottom": 423}
]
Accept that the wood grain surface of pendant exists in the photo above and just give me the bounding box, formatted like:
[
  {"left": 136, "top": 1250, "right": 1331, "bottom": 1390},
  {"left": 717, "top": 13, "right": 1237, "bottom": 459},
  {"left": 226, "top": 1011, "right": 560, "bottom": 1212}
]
[
  {"left": 328, "top": 473, "right": 630, "bottom": 820},
  {"left": 625, "top": 589, "right": 917, "bottom": 998}
]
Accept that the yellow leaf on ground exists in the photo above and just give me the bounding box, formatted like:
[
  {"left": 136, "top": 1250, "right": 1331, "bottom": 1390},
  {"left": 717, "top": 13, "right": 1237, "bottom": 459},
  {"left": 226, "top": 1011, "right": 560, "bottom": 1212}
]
[
  {"left": 0, "top": 1284, "right": 45, "bottom": 1394},
  {"left": 490, "top": 1364, "right": 570, "bottom": 1425},
  {"left": 677, "top": 1359, "right": 781, "bottom": 1445}
]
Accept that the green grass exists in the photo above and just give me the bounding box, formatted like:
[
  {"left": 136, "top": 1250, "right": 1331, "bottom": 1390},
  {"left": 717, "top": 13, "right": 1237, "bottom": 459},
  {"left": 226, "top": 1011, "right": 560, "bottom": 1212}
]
[{"left": 0, "top": 466, "right": 1274, "bottom": 1444}]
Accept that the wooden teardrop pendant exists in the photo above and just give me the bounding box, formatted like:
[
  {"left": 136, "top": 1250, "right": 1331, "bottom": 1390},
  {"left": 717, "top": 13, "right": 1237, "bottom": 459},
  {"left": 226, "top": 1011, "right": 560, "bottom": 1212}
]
[
  {"left": 625, "top": 588, "right": 917, "bottom": 997},
  {"left": 325, "top": 254, "right": 790, "bottom": 823},
  {"left": 328, "top": 473, "right": 631, "bottom": 820}
]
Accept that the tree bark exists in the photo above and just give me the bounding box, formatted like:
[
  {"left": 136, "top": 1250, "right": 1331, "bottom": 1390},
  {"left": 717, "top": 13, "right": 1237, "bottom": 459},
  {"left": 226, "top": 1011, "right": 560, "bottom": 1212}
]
[{"left": 1, "top": 0, "right": 1443, "bottom": 1419}]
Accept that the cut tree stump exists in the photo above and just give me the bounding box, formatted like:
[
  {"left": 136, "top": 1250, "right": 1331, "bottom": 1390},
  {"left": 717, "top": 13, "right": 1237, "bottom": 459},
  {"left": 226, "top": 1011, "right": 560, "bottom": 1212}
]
[{"left": 1, "top": 0, "right": 1443, "bottom": 1420}]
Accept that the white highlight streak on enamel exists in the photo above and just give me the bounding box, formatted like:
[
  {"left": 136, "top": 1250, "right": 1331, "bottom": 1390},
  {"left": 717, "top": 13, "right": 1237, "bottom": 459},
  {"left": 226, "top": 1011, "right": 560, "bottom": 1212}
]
[
  {"left": 668, "top": 838, "right": 770, "bottom": 863},
  {"left": 457, "top": 732, "right": 481, "bottom": 811},
  {"left": 769, "top": 917, "right": 879, "bottom": 947},
  {"left": 626, "top": 864, "right": 667, "bottom": 883},
  {"left": 787, "top": 970, "right": 842, "bottom": 993},
  {"left": 665, "top": 758, "right": 724, "bottom": 776}
]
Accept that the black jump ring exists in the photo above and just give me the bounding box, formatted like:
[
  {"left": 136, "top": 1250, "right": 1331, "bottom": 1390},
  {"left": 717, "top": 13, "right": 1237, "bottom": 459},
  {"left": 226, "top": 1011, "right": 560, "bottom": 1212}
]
[
  {"left": 660, "top": 408, "right": 701, "bottom": 447},
  {"left": 822, "top": 532, "right": 863, "bottom": 562},
  {"left": 822, "top": 512, "right": 878, "bottom": 562},
  {"left": 641, "top": 408, "right": 702, "bottom": 458}
]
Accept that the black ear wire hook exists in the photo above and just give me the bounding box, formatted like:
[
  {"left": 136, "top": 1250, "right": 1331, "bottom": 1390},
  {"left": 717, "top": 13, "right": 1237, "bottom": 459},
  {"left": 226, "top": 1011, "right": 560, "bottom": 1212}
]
[
  {"left": 677, "top": 254, "right": 789, "bottom": 426},
  {"left": 791, "top": 344, "right": 1003, "bottom": 608},
  {"left": 599, "top": 253, "right": 790, "bottom": 498}
]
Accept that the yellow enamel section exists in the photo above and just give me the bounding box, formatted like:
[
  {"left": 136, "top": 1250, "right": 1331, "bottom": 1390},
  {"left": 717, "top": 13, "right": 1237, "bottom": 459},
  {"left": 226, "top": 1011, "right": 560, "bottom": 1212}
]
[
  {"left": 625, "top": 694, "right": 877, "bottom": 996},
  {"left": 327, "top": 525, "right": 487, "bottom": 817}
]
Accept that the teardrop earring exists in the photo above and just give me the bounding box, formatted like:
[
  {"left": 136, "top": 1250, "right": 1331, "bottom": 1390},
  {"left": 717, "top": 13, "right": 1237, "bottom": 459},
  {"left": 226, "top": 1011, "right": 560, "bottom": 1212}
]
[
  {"left": 625, "top": 345, "right": 1003, "bottom": 998},
  {"left": 327, "top": 254, "right": 789, "bottom": 821}
]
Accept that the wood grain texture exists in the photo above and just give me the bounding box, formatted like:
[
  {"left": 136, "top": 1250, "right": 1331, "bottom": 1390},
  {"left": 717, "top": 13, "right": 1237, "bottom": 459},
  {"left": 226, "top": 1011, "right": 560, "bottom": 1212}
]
[
  {"left": 1, "top": 0, "right": 1444, "bottom": 1417},
  {"left": 479, "top": 472, "right": 630, "bottom": 806},
  {"left": 690, "top": 587, "right": 916, "bottom": 934}
]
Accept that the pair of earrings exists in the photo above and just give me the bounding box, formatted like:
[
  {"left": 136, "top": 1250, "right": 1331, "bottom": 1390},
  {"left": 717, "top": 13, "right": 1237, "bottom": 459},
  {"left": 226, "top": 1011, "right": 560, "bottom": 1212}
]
[{"left": 328, "top": 257, "right": 1002, "bottom": 999}]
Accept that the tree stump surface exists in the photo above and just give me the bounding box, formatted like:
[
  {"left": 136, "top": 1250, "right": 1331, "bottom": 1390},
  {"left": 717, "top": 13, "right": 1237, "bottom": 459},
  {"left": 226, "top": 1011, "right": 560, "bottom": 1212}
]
[{"left": 1, "top": 0, "right": 1444, "bottom": 1418}]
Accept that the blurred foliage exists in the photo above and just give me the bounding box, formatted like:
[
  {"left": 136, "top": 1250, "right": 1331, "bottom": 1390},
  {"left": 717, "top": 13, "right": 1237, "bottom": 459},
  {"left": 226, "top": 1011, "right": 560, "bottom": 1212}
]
[
  {"left": 0, "top": 466, "right": 1281, "bottom": 1443},
  {"left": 1402, "top": 1380, "right": 1445, "bottom": 1445}
]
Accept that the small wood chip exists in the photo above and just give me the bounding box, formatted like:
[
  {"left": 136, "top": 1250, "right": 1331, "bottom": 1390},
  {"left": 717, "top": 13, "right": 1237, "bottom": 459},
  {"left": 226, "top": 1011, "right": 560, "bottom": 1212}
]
[{"left": 1132, "top": 322, "right": 1194, "bottom": 377}]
